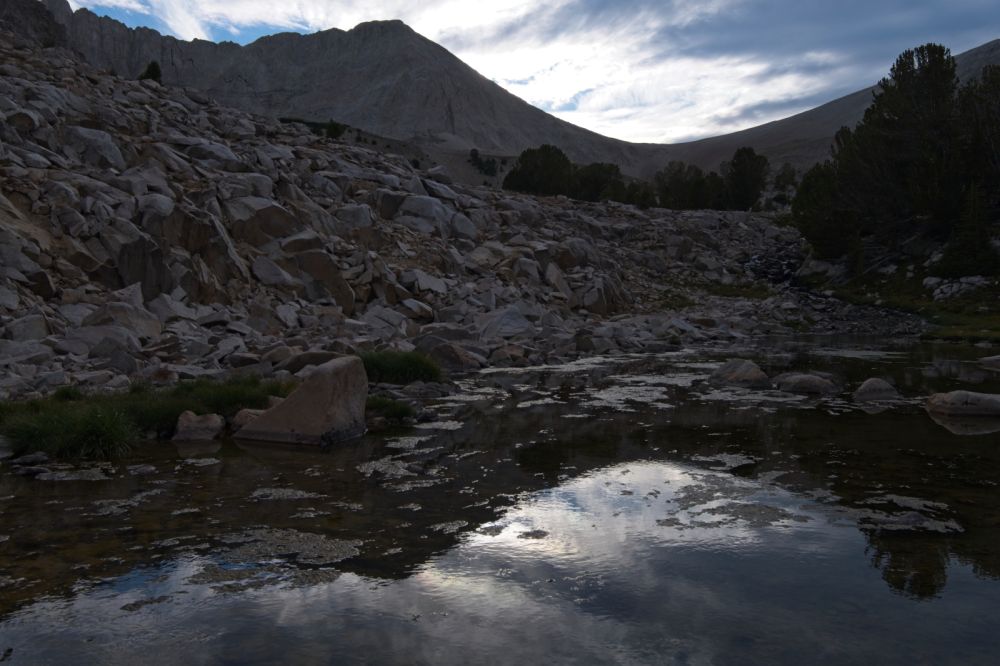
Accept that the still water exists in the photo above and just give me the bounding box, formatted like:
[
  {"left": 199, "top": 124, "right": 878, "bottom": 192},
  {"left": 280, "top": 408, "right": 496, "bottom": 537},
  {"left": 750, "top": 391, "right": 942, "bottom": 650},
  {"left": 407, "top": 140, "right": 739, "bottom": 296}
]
[{"left": 1, "top": 339, "right": 999, "bottom": 664}]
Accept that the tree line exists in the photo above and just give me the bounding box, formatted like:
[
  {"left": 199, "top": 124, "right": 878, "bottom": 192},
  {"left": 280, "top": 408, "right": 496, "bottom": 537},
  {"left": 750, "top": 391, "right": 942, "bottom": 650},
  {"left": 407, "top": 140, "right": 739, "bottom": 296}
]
[
  {"left": 502, "top": 43, "right": 999, "bottom": 278},
  {"left": 793, "top": 43, "right": 999, "bottom": 277},
  {"left": 502, "top": 143, "right": 788, "bottom": 212}
]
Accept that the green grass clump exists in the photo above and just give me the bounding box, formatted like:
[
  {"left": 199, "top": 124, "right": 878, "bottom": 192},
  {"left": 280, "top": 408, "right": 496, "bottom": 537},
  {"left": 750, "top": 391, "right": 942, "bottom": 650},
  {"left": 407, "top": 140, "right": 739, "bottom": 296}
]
[
  {"left": 366, "top": 396, "right": 415, "bottom": 421},
  {"left": 0, "top": 376, "right": 295, "bottom": 460},
  {"left": 361, "top": 351, "right": 442, "bottom": 384},
  {"left": 2, "top": 404, "right": 137, "bottom": 460}
]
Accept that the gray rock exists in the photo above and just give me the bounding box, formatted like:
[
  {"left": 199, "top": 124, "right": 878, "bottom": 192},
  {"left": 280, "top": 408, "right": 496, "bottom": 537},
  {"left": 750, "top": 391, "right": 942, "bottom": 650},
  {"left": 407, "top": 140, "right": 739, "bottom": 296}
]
[
  {"left": 709, "top": 359, "right": 771, "bottom": 389},
  {"left": 335, "top": 204, "right": 375, "bottom": 230},
  {"left": 62, "top": 126, "right": 125, "bottom": 170},
  {"left": 61, "top": 326, "right": 142, "bottom": 356},
  {"left": 251, "top": 256, "right": 300, "bottom": 289},
  {"left": 926, "top": 391, "right": 1000, "bottom": 417},
  {"left": 5, "top": 314, "right": 49, "bottom": 341},
  {"left": 479, "top": 307, "right": 534, "bottom": 340},
  {"left": 83, "top": 302, "right": 162, "bottom": 340},
  {"left": 295, "top": 250, "right": 355, "bottom": 313},
  {"left": 236, "top": 356, "right": 368, "bottom": 445}
]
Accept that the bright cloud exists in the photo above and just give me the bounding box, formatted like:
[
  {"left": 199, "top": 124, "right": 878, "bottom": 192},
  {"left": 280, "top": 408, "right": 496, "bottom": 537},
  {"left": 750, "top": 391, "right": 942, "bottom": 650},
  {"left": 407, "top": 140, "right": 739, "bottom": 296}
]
[{"left": 68, "top": 0, "right": 999, "bottom": 143}]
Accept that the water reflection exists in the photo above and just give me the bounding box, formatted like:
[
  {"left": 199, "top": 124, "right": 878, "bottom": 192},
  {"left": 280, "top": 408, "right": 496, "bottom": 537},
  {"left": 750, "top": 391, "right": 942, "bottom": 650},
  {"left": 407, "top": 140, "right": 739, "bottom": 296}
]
[
  {"left": 3, "top": 460, "right": 1000, "bottom": 664},
  {"left": 2, "top": 339, "right": 1000, "bottom": 663}
]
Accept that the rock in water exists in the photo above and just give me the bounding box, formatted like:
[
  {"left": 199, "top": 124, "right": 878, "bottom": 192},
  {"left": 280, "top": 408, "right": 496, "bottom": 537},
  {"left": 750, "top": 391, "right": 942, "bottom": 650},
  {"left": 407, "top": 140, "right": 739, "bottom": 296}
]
[
  {"left": 709, "top": 360, "right": 771, "bottom": 389},
  {"left": 173, "top": 411, "right": 225, "bottom": 442},
  {"left": 853, "top": 378, "right": 901, "bottom": 403},
  {"left": 775, "top": 373, "right": 838, "bottom": 395},
  {"left": 236, "top": 356, "right": 367, "bottom": 445},
  {"left": 926, "top": 391, "right": 1000, "bottom": 417}
]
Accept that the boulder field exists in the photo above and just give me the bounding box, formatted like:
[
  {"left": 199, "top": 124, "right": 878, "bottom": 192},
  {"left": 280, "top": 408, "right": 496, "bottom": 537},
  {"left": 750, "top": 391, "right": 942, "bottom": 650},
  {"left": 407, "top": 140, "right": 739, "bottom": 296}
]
[{"left": 0, "top": 26, "right": 921, "bottom": 404}]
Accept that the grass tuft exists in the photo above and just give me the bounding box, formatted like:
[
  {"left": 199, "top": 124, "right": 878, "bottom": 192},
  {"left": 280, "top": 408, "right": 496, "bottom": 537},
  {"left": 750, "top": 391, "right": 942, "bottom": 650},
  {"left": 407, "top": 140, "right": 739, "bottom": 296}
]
[
  {"left": 361, "top": 351, "right": 442, "bottom": 384},
  {"left": 366, "top": 396, "right": 415, "bottom": 421},
  {"left": 0, "top": 376, "right": 296, "bottom": 460}
]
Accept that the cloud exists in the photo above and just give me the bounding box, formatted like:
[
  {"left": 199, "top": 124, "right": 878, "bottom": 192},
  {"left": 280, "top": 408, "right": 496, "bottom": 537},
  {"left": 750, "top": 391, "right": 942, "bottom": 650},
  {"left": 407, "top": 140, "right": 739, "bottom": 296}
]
[{"left": 71, "top": 0, "right": 1000, "bottom": 143}]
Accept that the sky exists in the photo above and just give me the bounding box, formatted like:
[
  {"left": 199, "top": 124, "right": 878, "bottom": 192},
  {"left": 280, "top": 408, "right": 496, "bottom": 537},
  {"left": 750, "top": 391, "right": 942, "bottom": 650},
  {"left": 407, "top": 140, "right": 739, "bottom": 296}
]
[{"left": 66, "top": 0, "right": 999, "bottom": 144}]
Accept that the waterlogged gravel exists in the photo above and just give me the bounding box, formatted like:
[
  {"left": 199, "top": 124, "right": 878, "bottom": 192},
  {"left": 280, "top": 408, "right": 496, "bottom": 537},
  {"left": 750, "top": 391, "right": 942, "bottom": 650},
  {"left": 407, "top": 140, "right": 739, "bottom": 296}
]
[
  {"left": 220, "top": 529, "right": 361, "bottom": 565},
  {"left": 413, "top": 421, "right": 465, "bottom": 431},
  {"left": 251, "top": 488, "right": 327, "bottom": 501},
  {"left": 385, "top": 436, "right": 433, "bottom": 450},
  {"left": 429, "top": 521, "right": 468, "bottom": 535},
  {"left": 90, "top": 489, "right": 166, "bottom": 516},
  {"left": 583, "top": 385, "right": 672, "bottom": 411},
  {"left": 357, "top": 457, "right": 416, "bottom": 479},
  {"left": 37, "top": 468, "right": 111, "bottom": 482},
  {"left": 180, "top": 458, "right": 221, "bottom": 467}
]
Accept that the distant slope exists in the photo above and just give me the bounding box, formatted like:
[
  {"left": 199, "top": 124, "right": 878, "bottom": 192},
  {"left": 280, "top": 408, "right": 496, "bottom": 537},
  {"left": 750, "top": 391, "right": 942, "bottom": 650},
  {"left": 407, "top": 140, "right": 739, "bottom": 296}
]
[
  {"left": 659, "top": 38, "right": 1000, "bottom": 173},
  {"left": 37, "top": 1, "right": 1000, "bottom": 177}
]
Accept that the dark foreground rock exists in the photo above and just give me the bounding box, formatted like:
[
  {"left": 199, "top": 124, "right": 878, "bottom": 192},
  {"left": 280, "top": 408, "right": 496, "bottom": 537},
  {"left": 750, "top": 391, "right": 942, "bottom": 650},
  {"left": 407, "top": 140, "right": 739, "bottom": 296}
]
[{"left": 236, "top": 356, "right": 367, "bottom": 445}]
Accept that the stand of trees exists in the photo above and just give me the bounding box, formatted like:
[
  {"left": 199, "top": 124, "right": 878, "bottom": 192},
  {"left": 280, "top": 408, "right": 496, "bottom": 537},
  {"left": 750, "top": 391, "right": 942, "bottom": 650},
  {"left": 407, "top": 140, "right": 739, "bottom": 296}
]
[
  {"left": 792, "top": 44, "right": 1000, "bottom": 276},
  {"left": 501, "top": 145, "right": 656, "bottom": 207},
  {"left": 502, "top": 144, "right": 772, "bottom": 211}
]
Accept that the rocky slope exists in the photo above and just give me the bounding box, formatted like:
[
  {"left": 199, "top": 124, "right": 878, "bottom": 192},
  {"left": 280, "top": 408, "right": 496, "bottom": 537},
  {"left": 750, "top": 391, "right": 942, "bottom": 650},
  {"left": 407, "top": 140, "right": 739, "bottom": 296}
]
[
  {"left": 0, "top": 25, "right": 920, "bottom": 401},
  {"left": 30, "top": 0, "right": 1000, "bottom": 177}
]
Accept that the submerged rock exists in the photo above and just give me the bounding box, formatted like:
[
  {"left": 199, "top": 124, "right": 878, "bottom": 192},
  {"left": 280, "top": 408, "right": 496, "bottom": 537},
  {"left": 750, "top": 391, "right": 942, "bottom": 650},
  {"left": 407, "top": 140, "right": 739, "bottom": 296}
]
[
  {"left": 926, "top": 391, "right": 1000, "bottom": 418},
  {"left": 775, "top": 373, "right": 838, "bottom": 395},
  {"left": 236, "top": 356, "right": 367, "bottom": 445},
  {"left": 980, "top": 355, "right": 1000, "bottom": 371},
  {"left": 10, "top": 452, "right": 49, "bottom": 466},
  {"left": 853, "top": 378, "right": 902, "bottom": 403},
  {"left": 708, "top": 359, "right": 771, "bottom": 389},
  {"left": 172, "top": 411, "right": 225, "bottom": 442}
]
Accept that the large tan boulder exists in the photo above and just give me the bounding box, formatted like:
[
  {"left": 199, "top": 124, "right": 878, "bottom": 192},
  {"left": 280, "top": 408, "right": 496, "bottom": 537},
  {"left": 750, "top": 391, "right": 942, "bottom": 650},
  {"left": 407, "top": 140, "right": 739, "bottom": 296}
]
[
  {"left": 236, "top": 356, "right": 367, "bottom": 445},
  {"left": 926, "top": 391, "right": 1000, "bottom": 417}
]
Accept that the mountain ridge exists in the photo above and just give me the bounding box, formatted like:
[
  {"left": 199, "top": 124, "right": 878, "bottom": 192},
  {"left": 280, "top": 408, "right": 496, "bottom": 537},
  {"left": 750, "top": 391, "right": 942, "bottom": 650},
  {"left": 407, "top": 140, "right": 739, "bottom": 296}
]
[{"left": 34, "top": 1, "right": 1000, "bottom": 177}]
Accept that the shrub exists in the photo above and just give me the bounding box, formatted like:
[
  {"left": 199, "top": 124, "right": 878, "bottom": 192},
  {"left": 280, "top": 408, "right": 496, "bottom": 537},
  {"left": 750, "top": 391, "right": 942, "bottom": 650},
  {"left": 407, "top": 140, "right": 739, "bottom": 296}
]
[
  {"left": 138, "top": 60, "right": 162, "bottom": 83},
  {"left": 366, "top": 396, "right": 415, "bottom": 421},
  {"left": 361, "top": 351, "right": 442, "bottom": 384},
  {"left": 503, "top": 144, "right": 575, "bottom": 196},
  {"left": 52, "top": 386, "right": 85, "bottom": 402},
  {"left": 469, "top": 149, "right": 498, "bottom": 177},
  {"left": 325, "top": 120, "right": 347, "bottom": 139}
]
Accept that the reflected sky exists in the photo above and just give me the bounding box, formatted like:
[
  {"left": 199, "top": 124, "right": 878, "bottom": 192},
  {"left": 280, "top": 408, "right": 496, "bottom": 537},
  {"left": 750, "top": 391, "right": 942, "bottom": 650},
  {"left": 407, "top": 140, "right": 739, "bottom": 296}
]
[{"left": 3, "top": 459, "right": 1000, "bottom": 664}]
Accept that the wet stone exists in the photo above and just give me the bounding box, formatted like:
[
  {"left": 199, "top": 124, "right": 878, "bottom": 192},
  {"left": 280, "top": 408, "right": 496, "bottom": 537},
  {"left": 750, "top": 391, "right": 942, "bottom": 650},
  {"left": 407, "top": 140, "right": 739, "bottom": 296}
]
[
  {"left": 251, "top": 488, "right": 327, "bottom": 501},
  {"left": 37, "top": 468, "right": 110, "bottom": 482},
  {"left": 220, "top": 529, "right": 361, "bottom": 566}
]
